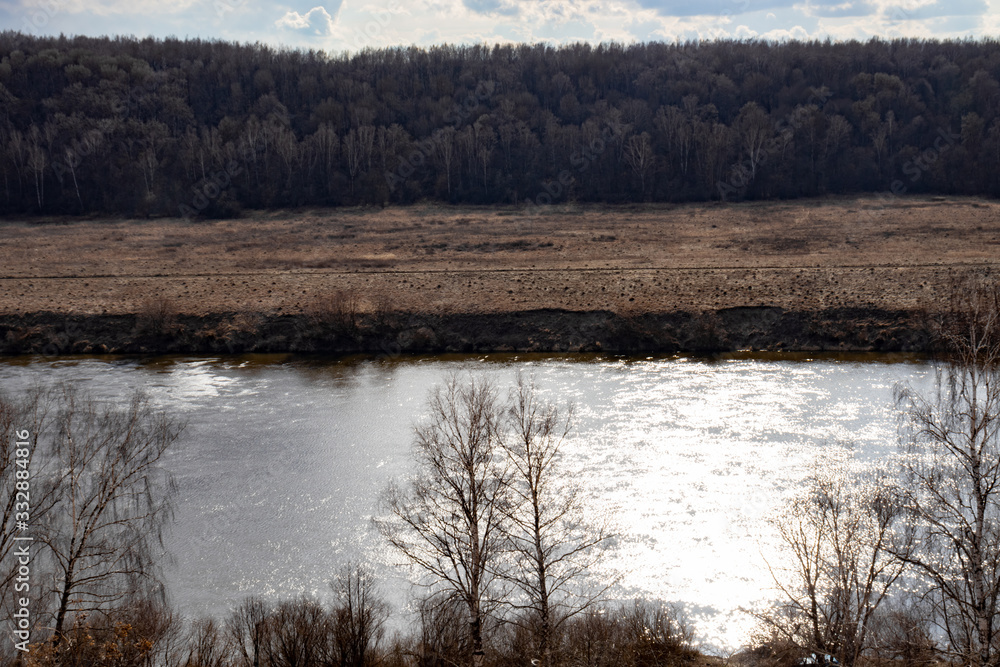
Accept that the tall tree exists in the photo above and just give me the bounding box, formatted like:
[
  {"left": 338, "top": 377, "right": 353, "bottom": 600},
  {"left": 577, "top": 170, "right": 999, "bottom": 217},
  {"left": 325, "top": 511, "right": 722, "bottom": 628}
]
[
  {"left": 377, "top": 374, "right": 511, "bottom": 667},
  {"left": 498, "top": 375, "right": 612, "bottom": 667}
]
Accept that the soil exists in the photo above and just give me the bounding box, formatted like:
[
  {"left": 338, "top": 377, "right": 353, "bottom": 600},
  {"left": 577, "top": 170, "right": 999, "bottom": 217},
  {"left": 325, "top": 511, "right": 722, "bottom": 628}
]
[{"left": 0, "top": 195, "right": 996, "bottom": 355}]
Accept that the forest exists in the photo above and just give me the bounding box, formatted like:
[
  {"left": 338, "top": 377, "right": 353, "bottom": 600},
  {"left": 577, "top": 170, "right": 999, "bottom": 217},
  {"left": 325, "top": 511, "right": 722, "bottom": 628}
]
[{"left": 1, "top": 33, "right": 1000, "bottom": 217}]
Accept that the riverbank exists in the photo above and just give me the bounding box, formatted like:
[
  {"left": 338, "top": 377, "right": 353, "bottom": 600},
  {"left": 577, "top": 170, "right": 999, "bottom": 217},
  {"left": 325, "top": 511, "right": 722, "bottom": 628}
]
[
  {"left": 0, "top": 306, "right": 933, "bottom": 356},
  {"left": 0, "top": 195, "right": 995, "bottom": 354}
]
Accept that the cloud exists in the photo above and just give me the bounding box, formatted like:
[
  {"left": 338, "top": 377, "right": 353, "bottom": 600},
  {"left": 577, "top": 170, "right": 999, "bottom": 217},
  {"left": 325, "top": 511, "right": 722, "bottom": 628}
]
[
  {"left": 462, "top": 0, "right": 520, "bottom": 15},
  {"left": 275, "top": 4, "right": 339, "bottom": 35},
  {"left": 626, "top": 16, "right": 670, "bottom": 40},
  {"left": 633, "top": 0, "right": 798, "bottom": 17},
  {"left": 15, "top": 0, "right": 201, "bottom": 17},
  {"left": 882, "top": 0, "right": 986, "bottom": 20},
  {"left": 800, "top": 0, "right": 877, "bottom": 17},
  {"left": 759, "top": 23, "right": 811, "bottom": 38}
]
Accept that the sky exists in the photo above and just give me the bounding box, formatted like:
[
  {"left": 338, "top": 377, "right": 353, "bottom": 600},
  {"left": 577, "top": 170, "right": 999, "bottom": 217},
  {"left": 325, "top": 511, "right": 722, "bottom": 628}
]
[{"left": 0, "top": 0, "right": 997, "bottom": 53}]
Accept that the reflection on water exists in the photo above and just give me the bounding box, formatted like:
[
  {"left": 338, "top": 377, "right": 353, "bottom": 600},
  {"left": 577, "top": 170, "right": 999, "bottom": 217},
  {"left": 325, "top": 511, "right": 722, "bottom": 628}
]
[{"left": 0, "top": 353, "right": 935, "bottom": 652}]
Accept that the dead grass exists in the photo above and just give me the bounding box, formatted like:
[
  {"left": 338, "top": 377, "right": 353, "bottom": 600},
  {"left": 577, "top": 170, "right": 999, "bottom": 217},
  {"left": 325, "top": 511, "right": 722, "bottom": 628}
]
[{"left": 0, "top": 196, "right": 997, "bottom": 317}]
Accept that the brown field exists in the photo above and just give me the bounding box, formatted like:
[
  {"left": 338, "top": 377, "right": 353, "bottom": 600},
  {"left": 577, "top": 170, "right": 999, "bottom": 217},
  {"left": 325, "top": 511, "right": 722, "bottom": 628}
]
[{"left": 1, "top": 195, "right": 998, "bottom": 316}]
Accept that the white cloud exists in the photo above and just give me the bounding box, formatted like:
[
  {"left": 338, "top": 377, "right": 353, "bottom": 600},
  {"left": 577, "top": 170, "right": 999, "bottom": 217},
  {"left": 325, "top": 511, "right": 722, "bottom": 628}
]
[
  {"left": 759, "top": 24, "right": 811, "bottom": 38},
  {"left": 275, "top": 5, "right": 338, "bottom": 35}
]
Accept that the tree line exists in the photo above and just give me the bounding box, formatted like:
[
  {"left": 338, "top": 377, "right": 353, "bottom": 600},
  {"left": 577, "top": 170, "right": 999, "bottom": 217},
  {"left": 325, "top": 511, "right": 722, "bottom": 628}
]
[{"left": 2, "top": 33, "right": 1000, "bottom": 217}]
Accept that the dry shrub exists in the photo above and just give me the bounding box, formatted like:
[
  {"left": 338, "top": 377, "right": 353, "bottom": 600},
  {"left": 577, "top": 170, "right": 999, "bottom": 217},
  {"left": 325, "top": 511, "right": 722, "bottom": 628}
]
[
  {"left": 620, "top": 600, "right": 696, "bottom": 667},
  {"left": 740, "top": 626, "right": 808, "bottom": 667},
  {"left": 136, "top": 296, "right": 179, "bottom": 336},
  {"left": 868, "top": 605, "right": 938, "bottom": 667},
  {"left": 369, "top": 289, "right": 397, "bottom": 329},
  {"left": 561, "top": 601, "right": 695, "bottom": 667},
  {"left": 413, "top": 595, "right": 469, "bottom": 667},
  {"left": 209, "top": 310, "right": 264, "bottom": 347},
  {"left": 563, "top": 607, "right": 622, "bottom": 667},
  {"left": 491, "top": 616, "right": 542, "bottom": 666},
  {"left": 22, "top": 602, "right": 177, "bottom": 667},
  {"left": 306, "top": 289, "right": 361, "bottom": 333}
]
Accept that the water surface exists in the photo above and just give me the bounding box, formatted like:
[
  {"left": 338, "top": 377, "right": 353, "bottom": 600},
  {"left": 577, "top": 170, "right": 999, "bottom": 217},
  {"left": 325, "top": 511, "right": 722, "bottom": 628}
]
[{"left": 0, "top": 352, "right": 935, "bottom": 652}]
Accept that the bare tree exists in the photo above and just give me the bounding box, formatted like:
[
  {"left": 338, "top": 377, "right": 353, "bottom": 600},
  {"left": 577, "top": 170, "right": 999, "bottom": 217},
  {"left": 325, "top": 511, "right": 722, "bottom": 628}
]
[
  {"left": 472, "top": 120, "right": 496, "bottom": 195},
  {"left": 184, "top": 617, "right": 229, "bottom": 667},
  {"left": 262, "top": 597, "right": 331, "bottom": 667},
  {"left": 734, "top": 101, "right": 772, "bottom": 184},
  {"left": 434, "top": 126, "right": 456, "bottom": 197},
  {"left": 332, "top": 561, "right": 391, "bottom": 667},
  {"left": 623, "top": 132, "right": 654, "bottom": 197},
  {"left": 40, "top": 385, "right": 182, "bottom": 643},
  {"left": 498, "top": 374, "right": 612, "bottom": 667},
  {"left": 227, "top": 596, "right": 272, "bottom": 667},
  {"left": 894, "top": 279, "right": 1000, "bottom": 667},
  {"left": 0, "top": 386, "right": 58, "bottom": 602},
  {"left": 344, "top": 128, "right": 363, "bottom": 197},
  {"left": 757, "top": 453, "right": 910, "bottom": 667},
  {"left": 377, "top": 374, "right": 511, "bottom": 667}
]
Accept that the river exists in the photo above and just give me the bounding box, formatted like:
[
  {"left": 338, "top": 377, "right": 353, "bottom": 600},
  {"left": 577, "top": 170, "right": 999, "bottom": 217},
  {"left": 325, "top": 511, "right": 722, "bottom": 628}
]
[{"left": 0, "top": 352, "right": 937, "bottom": 653}]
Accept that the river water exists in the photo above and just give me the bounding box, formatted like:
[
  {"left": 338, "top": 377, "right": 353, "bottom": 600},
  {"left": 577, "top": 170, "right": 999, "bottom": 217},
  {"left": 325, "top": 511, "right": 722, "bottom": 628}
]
[{"left": 0, "top": 353, "right": 937, "bottom": 653}]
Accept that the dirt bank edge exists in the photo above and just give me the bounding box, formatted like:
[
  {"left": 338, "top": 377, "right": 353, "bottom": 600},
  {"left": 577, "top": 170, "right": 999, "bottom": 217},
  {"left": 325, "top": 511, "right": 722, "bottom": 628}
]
[{"left": 0, "top": 307, "right": 934, "bottom": 357}]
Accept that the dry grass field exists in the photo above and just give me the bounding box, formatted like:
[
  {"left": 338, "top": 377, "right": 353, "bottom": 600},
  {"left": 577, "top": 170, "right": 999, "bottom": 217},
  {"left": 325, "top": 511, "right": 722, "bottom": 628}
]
[{"left": 1, "top": 195, "right": 997, "bottom": 317}]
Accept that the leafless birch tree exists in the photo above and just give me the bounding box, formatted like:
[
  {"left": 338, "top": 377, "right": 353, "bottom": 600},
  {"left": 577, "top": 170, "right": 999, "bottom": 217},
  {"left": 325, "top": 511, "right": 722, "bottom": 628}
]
[
  {"left": 894, "top": 279, "right": 1000, "bottom": 667},
  {"left": 377, "top": 374, "right": 511, "bottom": 667},
  {"left": 498, "top": 374, "right": 612, "bottom": 667}
]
